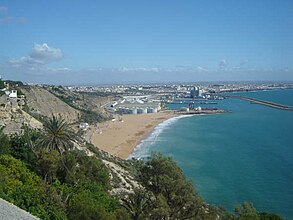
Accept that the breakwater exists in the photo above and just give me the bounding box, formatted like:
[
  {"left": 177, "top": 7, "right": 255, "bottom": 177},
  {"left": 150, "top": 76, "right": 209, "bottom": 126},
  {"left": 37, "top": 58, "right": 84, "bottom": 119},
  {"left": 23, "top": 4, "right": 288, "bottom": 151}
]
[
  {"left": 177, "top": 109, "right": 230, "bottom": 115},
  {"left": 227, "top": 95, "right": 293, "bottom": 111}
]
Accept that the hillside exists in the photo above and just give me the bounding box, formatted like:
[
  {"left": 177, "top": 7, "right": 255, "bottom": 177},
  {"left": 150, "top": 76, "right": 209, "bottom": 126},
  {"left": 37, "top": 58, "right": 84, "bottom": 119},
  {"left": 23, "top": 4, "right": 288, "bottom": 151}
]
[
  {"left": 0, "top": 82, "right": 42, "bottom": 134},
  {"left": 21, "top": 86, "right": 80, "bottom": 123},
  {"left": 0, "top": 80, "right": 283, "bottom": 220},
  {"left": 0, "top": 108, "right": 42, "bottom": 134},
  {"left": 48, "top": 86, "right": 114, "bottom": 124}
]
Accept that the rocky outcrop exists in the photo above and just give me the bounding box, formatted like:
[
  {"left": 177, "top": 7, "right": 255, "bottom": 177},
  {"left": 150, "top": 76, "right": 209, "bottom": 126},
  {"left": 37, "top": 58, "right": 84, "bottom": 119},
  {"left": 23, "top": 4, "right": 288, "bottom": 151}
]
[{"left": 0, "top": 108, "right": 42, "bottom": 134}]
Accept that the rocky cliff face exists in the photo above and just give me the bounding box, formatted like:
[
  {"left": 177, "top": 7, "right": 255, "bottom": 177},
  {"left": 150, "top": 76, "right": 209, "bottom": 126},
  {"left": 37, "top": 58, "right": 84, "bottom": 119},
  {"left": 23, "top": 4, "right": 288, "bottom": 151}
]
[
  {"left": 21, "top": 86, "right": 80, "bottom": 123},
  {"left": 0, "top": 108, "right": 42, "bottom": 134},
  {"left": 0, "top": 92, "right": 42, "bottom": 134}
]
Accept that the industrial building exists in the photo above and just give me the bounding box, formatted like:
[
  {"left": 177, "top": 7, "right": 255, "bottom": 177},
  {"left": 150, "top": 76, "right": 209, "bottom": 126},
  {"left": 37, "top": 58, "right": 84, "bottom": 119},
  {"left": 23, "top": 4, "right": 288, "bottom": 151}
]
[
  {"left": 190, "top": 87, "right": 203, "bottom": 98},
  {"left": 111, "top": 96, "right": 161, "bottom": 115}
]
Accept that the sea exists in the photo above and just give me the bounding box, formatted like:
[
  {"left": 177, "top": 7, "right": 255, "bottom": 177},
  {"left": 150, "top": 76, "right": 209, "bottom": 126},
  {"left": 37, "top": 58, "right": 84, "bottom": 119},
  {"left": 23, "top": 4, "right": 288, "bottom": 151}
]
[{"left": 129, "top": 89, "right": 293, "bottom": 219}]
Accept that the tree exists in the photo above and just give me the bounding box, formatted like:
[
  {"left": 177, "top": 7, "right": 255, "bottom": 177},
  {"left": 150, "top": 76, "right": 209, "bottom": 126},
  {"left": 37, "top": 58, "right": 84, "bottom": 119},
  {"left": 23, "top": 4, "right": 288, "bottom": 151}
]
[
  {"left": 67, "top": 182, "right": 122, "bottom": 220},
  {"left": 38, "top": 115, "right": 77, "bottom": 155},
  {"left": 0, "top": 126, "right": 11, "bottom": 155},
  {"left": 235, "top": 202, "right": 283, "bottom": 220},
  {"left": 258, "top": 212, "right": 283, "bottom": 220},
  {"left": 121, "top": 188, "right": 154, "bottom": 220},
  {"left": 56, "top": 150, "right": 110, "bottom": 187},
  {"left": 9, "top": 125, "right": 39, "bottom": 170},
  {"left": 0, "top": 79, "right": 5, "bottom": 89},
  {"left": 0, "top": 155, "right": 67, "bottom": 219},
  {"left": 235, "top": 202, "right": 260, "bottom": 220},
  {"left": 36, "top": 149, "right": 60, "bottom": 183},
  {"left": 138, "top": 153, "right": 202, "bottom": 219}
]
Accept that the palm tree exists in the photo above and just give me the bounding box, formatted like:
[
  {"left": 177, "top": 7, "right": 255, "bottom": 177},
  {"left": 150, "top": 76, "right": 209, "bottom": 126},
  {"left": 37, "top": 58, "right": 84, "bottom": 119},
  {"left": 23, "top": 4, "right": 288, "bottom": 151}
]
[
  {"left": 39, "top": 115, "right": 76, "bottom": 155},
  {"left": 121, "top": 188, "right": 153, "bottom": 220}
]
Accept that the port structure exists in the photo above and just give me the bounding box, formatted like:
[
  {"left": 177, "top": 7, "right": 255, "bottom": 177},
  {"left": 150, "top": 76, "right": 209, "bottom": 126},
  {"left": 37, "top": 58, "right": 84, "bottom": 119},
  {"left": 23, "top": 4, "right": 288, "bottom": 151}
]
[{"left": 227, "top": 95, "right": 293, "bottom": 111}]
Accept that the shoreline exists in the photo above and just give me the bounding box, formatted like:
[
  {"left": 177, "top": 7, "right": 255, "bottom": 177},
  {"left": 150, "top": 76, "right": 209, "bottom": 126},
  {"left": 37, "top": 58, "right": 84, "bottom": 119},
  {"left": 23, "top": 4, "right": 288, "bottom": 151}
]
[
  {"left": 127, "top": 114, "right": 195, "bottom": 159},
  {"left": 88, "top": 109, "right": 229, "bottom": 159},
  {"left": 89, "top": 111, "right": 176, "bottom": 159}
]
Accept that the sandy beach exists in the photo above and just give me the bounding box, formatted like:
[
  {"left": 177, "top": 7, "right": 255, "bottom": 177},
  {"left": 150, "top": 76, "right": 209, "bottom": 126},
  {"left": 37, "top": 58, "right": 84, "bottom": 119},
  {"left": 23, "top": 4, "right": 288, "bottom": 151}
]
[{"left": 89, "top": 111, "right": 176, "bottom": 159}]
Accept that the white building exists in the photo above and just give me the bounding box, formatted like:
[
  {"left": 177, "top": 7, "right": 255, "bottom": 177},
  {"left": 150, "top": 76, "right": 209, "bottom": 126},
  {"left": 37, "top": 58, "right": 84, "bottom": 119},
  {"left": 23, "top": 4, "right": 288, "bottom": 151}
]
[
  {"left": 79, "top": 122, "right": 89, "bottom": 131},
  {"left": 8, "top": 90, "right": 17, "bottom": 98}
]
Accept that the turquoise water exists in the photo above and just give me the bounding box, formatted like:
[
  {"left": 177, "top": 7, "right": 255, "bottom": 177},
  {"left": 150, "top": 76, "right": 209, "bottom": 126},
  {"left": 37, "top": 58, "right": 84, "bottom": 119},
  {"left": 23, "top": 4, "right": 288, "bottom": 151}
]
[{"left": 130, "top": 89, "right": 293, "bottom": 219}]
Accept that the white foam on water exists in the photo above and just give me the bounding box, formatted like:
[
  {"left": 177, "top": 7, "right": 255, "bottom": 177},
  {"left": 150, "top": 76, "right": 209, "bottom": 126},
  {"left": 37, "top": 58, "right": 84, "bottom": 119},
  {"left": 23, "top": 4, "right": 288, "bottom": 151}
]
[{"left": 127, "top": 114, "right": 194, "bottom": 160}]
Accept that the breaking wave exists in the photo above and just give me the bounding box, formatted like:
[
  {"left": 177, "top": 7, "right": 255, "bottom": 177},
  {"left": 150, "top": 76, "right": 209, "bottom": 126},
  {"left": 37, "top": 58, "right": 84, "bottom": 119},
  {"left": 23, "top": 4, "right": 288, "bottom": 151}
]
[{"left": 127, "top": 114, "right": 193, "bottom": 159}]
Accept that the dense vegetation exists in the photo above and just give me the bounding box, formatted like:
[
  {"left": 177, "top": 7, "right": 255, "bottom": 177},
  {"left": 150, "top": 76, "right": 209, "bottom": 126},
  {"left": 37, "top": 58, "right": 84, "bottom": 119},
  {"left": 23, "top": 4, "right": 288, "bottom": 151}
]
[
  {"left": 0, "top": 118, "right": 125, "bottom": 219},
  {"left": 0, "top": 116, "right": 283, "bottom": 219},
  {"left": 0, "top": 79, "right": 5, "bottom": 95},
  {"left": 0, "top": 79, "right": 5, "bottom": 89}
]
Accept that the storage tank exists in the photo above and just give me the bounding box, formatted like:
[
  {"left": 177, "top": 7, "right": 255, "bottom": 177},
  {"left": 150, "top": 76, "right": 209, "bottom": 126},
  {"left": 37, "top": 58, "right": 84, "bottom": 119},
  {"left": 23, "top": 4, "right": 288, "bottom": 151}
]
[
  {"left": 117, "top": 107, "right": 122, "bottom": 114},
  {"left": 124, "top": 108, "right": 130, "bottom": 114},
  {"left": 137, "top": 108, "right": 147, "bottom": 114},
  {"left": 130, "top": 108, "right": 137, "bottom": 114},
  {"left": 137, "top": 108, "right": 142, "bottom": 114},
  {"left": 147, "top": 108, "right": 158, "bottom": 113},
  {"left": 142, "top": 108, "right": 147, "bottom": 114}
]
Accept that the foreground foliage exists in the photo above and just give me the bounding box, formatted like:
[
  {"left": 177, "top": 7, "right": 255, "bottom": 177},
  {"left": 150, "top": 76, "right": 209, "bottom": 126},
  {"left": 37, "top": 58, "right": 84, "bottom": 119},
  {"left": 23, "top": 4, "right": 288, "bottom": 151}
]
[
  {"left": 0, "top": 116, "right": 284, "bottom": 220},
  {"left": 0, "top": 119, "right": 125, "bottom": 219},
  {"left": 0, "top": 155, "right": 66, "bottom": 219},
  {"left": 138, "top": 153, "right": 202, "bottom": 219}
]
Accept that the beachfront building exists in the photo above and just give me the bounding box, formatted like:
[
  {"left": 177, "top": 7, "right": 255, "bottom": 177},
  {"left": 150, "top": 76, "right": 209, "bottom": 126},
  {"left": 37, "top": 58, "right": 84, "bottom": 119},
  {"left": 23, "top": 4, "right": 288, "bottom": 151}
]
[{"left": 113, "top": 95, "right": 161, "bottom": 115}]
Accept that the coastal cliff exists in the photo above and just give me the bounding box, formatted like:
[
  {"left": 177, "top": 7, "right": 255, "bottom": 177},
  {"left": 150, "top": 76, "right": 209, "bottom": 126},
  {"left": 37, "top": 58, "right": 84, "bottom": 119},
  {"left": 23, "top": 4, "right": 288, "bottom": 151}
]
[{"left": 0, "top": 80, "right": 283, "bottom": 220}]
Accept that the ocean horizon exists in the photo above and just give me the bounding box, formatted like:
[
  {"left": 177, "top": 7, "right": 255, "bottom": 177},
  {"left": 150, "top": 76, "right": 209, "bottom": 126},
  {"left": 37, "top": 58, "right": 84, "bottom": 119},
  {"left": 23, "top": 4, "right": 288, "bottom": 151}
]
[{"left": 130, "top": 89, "right": 293, "bottom": 219}]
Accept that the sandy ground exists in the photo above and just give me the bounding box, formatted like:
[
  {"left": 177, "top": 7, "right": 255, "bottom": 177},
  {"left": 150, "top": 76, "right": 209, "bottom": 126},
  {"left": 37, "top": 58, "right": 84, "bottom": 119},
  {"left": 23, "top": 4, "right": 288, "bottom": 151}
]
[{"left": 88, "top": 111, "right": 176, "bottom": 159}]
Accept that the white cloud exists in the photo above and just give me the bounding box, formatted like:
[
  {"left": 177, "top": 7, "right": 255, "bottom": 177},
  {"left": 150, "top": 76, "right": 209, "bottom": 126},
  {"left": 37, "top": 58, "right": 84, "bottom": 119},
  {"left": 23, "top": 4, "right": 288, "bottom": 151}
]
[
  {"left": 46, "top": 67, "right": 70, "bottom": 72},
  {"left": 116, "top": 66, "right": 211, "bottom": 74},
  {"left": 10, "top": 56, "right": 44, "bottom": 68},
  {"left": 117, "top": 67, "right": 161, "bottom": 73},
  {"left": 0, "top": 6, "right": 27, "bottom": 24},
  {"left": 218, "top": 59, "right": 228, "bottom": 71},
  {"left": 196, "top": 66, "right": 209, "bottom": 72},
  {"left": 0, "top": 6, "right": 7, "bottom": 13},
  {"left": 9, "top": 43, "right": 63, "bottom": 69},
  {"left": 0, "top": 16, "right": 26, "bottom": 24},
  {"left": 30, "top": 43, "right": 62, "bottom": 63}
]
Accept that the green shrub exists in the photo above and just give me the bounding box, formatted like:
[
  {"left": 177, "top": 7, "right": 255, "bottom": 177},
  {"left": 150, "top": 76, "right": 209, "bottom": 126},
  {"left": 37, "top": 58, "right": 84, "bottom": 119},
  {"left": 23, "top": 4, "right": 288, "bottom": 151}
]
[{"left": 0, "top": 155, "right": 67, "bottom": 219}]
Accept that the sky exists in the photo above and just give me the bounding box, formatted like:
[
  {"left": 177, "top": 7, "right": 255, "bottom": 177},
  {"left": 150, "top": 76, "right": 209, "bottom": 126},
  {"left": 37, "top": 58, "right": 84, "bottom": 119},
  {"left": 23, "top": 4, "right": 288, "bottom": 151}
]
[{"left": 0, "top": 0, "right": 293, "bottom": 85}]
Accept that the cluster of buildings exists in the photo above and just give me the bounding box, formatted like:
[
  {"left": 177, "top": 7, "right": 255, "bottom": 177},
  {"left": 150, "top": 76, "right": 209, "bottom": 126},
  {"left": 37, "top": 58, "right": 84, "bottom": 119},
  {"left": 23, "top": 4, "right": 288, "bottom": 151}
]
[
  {"left": 0, "top": 78, "right": 25, "bottom": 110},
  {"left": 108, "top": 96, "right": 161, "bottom": 115},
  {"left": 64, "top": 82, "right": 293, "bottom": 99},
  {"left": 0, "top": 76, "right": 18, "bottom": 99}
]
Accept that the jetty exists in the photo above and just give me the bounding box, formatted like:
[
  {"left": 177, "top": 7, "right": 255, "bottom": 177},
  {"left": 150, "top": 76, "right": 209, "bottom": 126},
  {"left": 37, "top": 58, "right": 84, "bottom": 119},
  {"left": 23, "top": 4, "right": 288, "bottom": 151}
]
[
  {"left": 166, "top": 100, "right": 217, "bottom": 105},
  {"left": 177, "top": 109, "right": 230, "bottom": 115},
  {"left": 227, "top": 96, "right": 293, "bottom": 111}
]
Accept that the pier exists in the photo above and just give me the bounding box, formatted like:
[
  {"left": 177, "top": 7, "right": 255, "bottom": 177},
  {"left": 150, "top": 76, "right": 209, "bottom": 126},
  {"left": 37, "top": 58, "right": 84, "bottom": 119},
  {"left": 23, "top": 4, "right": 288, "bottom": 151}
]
[
  {"left": 176, "top": 108, "right": 232, "bottom": 115},
  {"left": 166, "top": 101, "right": 218, "bottom": 105},
  {"left": 227, "top": 96, "right": 293, "bottom": 111},
  {"left": 178, "top": 109, "right": 230, "bottom": 115}
]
